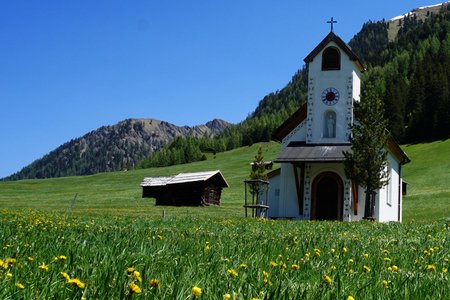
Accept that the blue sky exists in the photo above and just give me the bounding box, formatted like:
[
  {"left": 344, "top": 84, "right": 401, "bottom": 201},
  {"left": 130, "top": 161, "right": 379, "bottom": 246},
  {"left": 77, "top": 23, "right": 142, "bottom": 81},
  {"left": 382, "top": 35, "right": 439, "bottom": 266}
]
[{"left": 0, "top": 1, "right": 444, "bottom": 178}]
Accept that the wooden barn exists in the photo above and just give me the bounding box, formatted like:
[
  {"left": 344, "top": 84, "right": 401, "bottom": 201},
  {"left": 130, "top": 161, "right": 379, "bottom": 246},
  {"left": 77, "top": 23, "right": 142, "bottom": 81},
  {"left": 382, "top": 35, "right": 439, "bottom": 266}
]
[{"left": 140, "top": 170, "right": 229, "bottom": 206}]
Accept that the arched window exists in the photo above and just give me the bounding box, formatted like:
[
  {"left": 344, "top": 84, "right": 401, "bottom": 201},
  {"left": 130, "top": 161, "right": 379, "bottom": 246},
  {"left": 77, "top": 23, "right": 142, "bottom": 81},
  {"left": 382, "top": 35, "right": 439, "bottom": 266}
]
[
  {"left": 324, "top": 110, "right": 336, "bottom": 138},
  {"left": 322, "top": 47, "right": 340, "bottom": 70}
]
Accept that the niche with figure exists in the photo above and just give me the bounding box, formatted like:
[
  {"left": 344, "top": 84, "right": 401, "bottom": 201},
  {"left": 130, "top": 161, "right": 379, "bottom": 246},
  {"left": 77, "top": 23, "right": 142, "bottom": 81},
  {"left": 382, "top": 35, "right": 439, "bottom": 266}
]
[{"left": 324, "top": 110, "right": 336, "bottom": 138}]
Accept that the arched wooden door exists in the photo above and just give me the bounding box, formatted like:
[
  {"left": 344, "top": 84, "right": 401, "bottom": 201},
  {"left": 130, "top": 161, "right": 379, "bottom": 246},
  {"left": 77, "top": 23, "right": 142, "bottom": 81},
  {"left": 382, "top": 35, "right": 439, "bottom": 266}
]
[{"left": 311, "top": 172, "right": 343, "bottom": 221}]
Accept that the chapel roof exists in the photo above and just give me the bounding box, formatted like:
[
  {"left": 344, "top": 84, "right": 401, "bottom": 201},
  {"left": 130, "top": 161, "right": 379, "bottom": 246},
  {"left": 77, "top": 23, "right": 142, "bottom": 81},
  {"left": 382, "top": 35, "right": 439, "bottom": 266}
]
[
  {"left": 303, "top": 32, "right": 365, "bottom": 73},
  {"left": 273, "top": 105, "right": 410, "bottom": 165}
]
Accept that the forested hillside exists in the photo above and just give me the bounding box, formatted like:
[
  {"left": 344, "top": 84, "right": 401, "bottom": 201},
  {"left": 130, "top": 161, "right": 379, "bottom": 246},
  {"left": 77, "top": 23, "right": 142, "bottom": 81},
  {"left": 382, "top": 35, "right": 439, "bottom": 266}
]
[{"left": 139, "top": 5, "right": 450, "bottom": 169}]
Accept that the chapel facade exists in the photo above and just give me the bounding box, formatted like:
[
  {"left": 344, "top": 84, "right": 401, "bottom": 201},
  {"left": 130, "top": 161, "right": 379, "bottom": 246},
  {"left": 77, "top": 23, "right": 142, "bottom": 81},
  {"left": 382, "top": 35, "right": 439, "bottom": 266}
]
[{"left": 267, "top": 31, "right": 410, "bottom": 222}]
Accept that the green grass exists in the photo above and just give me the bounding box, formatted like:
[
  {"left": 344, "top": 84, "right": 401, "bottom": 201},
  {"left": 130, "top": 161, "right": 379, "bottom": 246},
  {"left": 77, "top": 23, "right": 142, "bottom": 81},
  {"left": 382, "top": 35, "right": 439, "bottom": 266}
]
[
  {"left": 0, "top": 142, "right": 281, "bottom": 218},
  {"left": 0, "top": 139, "right": 449, "bottom": 222},
  {"left": 0, "top": 140, "right": 449, "bottom": 299},
  {"left": 402, "top": 139, "right": 450, "bottom": 221},
  {"left": 0, "top": 210, "right": 449, "bottom": 299}
]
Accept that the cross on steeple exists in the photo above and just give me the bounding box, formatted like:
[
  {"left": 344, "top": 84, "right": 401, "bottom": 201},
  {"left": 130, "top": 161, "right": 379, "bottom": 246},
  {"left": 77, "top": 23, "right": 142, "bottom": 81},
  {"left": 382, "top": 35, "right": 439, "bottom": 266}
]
[{"left": 327, "top": 17, "right": 337, "bottom": 32}]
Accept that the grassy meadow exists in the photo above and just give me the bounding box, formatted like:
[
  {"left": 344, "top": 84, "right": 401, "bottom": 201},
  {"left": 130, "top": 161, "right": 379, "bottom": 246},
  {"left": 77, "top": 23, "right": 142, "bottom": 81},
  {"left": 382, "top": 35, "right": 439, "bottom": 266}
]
[{"left": 0, "top": 140, "right": 449, "bottom": 299}]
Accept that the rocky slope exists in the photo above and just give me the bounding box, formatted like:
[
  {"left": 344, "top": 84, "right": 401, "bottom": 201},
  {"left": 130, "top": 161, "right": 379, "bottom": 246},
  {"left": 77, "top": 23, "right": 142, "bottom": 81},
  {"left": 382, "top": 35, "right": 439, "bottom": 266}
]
[{"left": 5, "top": 118, "right": 229, "bottom": 180}]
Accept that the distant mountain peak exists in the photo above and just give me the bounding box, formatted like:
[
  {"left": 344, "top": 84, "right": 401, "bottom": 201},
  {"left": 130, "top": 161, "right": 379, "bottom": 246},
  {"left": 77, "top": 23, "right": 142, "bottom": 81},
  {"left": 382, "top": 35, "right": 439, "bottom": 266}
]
[{"left": 5, "top": 118, "right": 230, "bottom": 180}]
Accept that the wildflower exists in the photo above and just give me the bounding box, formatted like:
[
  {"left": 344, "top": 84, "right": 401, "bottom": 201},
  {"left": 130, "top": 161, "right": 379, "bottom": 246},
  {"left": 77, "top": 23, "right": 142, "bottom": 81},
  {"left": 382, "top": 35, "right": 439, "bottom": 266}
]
[
  {"left": 54, "top": 255, "right": 67, "bottom": 261},
  {"left": 227, "top": 269, "right": 238, "bottom": 277},
  {"left": 445, "top": 258, "right": 449, "bottom": 263},
  {"left": 39, "top": 264, "right": 49, "bottom": 271},
  {"left": 133, "top": 270, "right": 142, "bottom": 282},
  {"left": 342, "top": 247, "right": 348, "bottom": 253},
  {"left": 15, "top": 283, "right": 25, "bottom": 289},
  {"left": 291, "top": 264, "right": 300, "bottom": 270},
  {"left": 157, "top": 235, "right": 163, "bottom": 240},
  {"left": 269, "top": 261, "right": 277, "bottom": 267},
  {"left": 383, "top": 257, "right": 391, "bottom": 262},
  {"left": 314, "top": 248, "right": 321, "bottom": 256},
  {"left": 323, "top": 275, "right": 332, "bottom": 283},
  {"left": 61, "top": 272, "right": 70, "bottom": 281},
  {"left": 442, "top": 267, "right": 448, "bottom": 273},
  {"left": 149, "top": 278, "right": 161, "bottom": 288},
  {"left": 127, "top": 267, "right": 135, "bottom": 274},
  {"left": 279, "top": 262, "right": 287, "bottom": 270},
  {"left": 129, "top": 282, "right": 142, "bottom": 294},
  {"left": 239, "top": 263, "right": 248, "bottom": 269},
  {"left": 330, "top": 248, "right": 336, "bottom": 253},
  {"left": 427, "top": 264, "right": 436, "bottom": 271},
  {"left": 382, "top": 280, "right": 389, "bottom": 289},
  {"left": 363, "top": 265, "right": 371, "bottom": 272},
  {"left": 383, "top": 249, "right": 389, "bottom": 255},
  {"left": 363, "top": 253, "right": 369, "bottom": 259},
  {"left": 192, "top": 286, "right": 202, "bottom": 297},
  {"left": 27, "top": 256, "right": 34, "bottom": 261},
  {"left": 6, "top": 272, "right": 13, "bottom": 279},
  {"left": 348, "top": 259, "right": 354, "bottom": 264},
  {"left": 347, "top": 296, "right": 355, "bottom": 300},
  {"left": 348, "top": 269, "right": 354, "bottom": 274},
  {"left": 67, "top": 278, "right": 85, "bottom": 289},
  {"left": 392, "top": 265, "right": 399, "bottom": 271},
  {"left": 224, "top": 293, "right": 231, "bottom": 300}
]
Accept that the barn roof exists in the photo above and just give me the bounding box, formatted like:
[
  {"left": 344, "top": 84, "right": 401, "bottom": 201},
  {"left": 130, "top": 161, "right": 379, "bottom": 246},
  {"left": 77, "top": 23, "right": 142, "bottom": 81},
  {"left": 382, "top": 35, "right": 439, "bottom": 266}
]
[{"left": 140, "top": 170, "right": 229, "bottom": 187}]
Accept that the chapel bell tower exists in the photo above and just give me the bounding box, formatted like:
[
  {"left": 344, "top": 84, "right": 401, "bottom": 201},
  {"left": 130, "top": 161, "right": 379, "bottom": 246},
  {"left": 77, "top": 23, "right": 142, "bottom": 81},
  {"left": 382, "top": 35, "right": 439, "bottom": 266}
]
[{"left": 303, "top": 28, "right": 365, "bottom": 144}]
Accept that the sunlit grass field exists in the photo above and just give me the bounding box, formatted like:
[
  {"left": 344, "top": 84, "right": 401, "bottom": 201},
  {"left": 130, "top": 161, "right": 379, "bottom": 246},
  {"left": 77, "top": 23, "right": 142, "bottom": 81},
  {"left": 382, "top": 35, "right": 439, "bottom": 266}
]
[
  {"left": 1, "top": 210, "right": 449, "bottom": 299},
  {"left": 0, "top": 140, "right": 449, "bottom": 299}
]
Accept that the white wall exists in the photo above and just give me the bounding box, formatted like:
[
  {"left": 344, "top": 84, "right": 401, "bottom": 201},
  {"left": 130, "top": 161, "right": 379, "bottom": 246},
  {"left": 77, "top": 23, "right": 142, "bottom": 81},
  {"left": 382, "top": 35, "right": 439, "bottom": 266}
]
[{"left": 306, "top": 41, "right": 362, "bottom": 145}]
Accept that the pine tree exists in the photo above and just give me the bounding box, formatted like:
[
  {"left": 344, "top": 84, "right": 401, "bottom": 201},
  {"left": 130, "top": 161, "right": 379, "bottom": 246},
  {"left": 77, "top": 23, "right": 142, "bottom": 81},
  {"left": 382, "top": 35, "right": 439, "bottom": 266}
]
[
  {"left": 344, "top": 84, "right": 389, "bottom": 220},
  {"left": 248, "top": 146, "right": 269, "bottom": 205}
]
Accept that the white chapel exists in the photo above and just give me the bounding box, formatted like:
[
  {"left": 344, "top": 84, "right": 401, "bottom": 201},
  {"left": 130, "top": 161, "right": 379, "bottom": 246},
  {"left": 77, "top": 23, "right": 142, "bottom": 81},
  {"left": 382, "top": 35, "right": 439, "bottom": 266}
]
[{"left": 267, "top": 30, "right": 410, "bottom": 222}]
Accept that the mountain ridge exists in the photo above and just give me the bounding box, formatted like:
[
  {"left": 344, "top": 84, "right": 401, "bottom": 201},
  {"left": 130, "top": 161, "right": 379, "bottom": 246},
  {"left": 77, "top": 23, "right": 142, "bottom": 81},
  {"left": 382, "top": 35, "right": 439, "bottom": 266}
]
[{"left": 4, "top": 118, "right": 229, "bottom": 181}]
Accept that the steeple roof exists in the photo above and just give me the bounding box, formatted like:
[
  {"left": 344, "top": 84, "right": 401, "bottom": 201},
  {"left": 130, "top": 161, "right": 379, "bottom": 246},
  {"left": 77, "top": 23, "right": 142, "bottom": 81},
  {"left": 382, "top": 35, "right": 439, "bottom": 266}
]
[{"left": 303, "top": 32, "right": 365, "bottom": 72}]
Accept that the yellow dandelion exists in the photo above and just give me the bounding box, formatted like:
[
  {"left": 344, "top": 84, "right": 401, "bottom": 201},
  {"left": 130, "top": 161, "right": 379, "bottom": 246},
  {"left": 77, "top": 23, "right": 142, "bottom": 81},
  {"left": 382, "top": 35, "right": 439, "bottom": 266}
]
[
  {"left": 38, "top": 264, "right": 49, "bottom": 271},
  {"left": 192, "top": 286, "right": 202, "bottom": 297},
  {"left": 133, "top": 270, "right": 142, "bottom": 282},
  {"left": 442, "top": 267, "right": 448, "bottom": 273},
  {"left": 363, "top": 253, "right": 369, "bottom": 259},
  {"left": 227, "top": 269, "right": 238, "bottom": 277},
  {"left": 67, "top": 278, "right": 85, "bottom": 289},
  {"left": 383, "top": 257, "right": 391, "bottom": 262},
  {"left": 6, "top": 272, "right": 13, "bottom": 279},
  {"left": 15, "top": 282, "right": 25, "bottom": 289},
  {"left": 387, "top": 266, "right": 393, "bottom": 272},
  {"left": 323, "top": 275, "right": 332, "bottom": 283},
  {"left": 157, "top": 235, "right": 163, "bottom": 240},
  {"left": 149, "top": 278, "right": 161, "bottom": 288},
  {"left": 342, "top": 247, "right": 348, "bottom": 253},
  {"left": 392, "top": 265, "right": 399, "bottom": 271},
  {"left": 363, "top": 265, "right": 371, "bottom": 272},
  {"left": 127, "top": 267, "right": 135, "bottom": 274},
  {"left": 445, "top": 258, "right": 449, "bottom": 263},
  {"left": 348, "top": 269, "right": 354, "bottom": 274},
  {"left": 347, "top": 296, "right": 355, "bottom": 300},
  {"left": 224, "top": 293, "right": 231, "bottom": 300},
  {"left": 427, "top": 264, "right": 436, "bottom": 271},
  {"left": 279, "top": 262, "right": 287, "bottom": 270},
  {"left": 330, "top": 248, "right": 336, "bottom": 253},
  {"left": 291, "top": 264, "right": 300, "bottom": 270},
  {"left": 129, "top": 282, "right": 142, "bottom": 294},
  {"left": 382, "top": 280, "right": 389, "bottom": 289},
  {"left": 383, "top": 249, "right": 389, "bottom": 254},
  {"left": 61, "top": 272, "right": 71, "bottom": 281},
  {"left": 269, "top": 261, "right": 277, "bottom": 267},
  {"left": 27, "top": 256, "right": 34, "bottom": 261},
  {"left": 348, "top": 259, "right": 354, "bottom": 264},
  {"left": 239, "top": 263, "right": 248, "bottom": 269}
]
